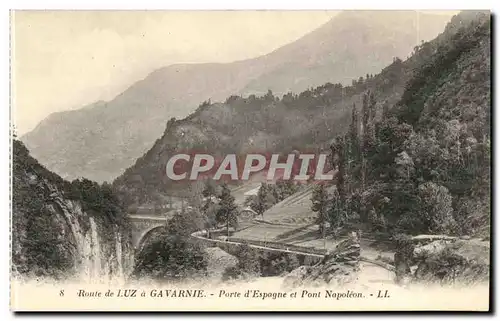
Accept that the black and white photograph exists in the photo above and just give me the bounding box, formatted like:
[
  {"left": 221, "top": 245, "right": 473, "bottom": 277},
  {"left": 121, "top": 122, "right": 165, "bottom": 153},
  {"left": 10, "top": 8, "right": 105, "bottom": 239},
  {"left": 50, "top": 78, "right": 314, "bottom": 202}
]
[{"left": 8, "top": 9, "right": 492, "bottom": 312}]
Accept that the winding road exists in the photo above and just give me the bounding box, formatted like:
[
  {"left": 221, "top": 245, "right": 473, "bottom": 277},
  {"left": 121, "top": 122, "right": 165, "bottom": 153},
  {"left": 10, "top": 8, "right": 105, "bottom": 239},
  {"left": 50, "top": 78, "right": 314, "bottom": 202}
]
[{"left": 191, "top": 229, "right": 395, "bottom": 273}]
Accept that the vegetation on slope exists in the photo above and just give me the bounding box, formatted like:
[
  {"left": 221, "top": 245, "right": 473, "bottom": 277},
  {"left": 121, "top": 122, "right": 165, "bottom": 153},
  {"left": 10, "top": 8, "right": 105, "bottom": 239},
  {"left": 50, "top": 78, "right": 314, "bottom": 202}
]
[
  {"left": 244, "top": 180, "right": 301, "bottom": 217},
  {"left": 132, "top": 11, "right": 491, "bottom": 282},
  {"left": 311, "top": 12, "right": 490, "bottom": 237},
  {"left": 114, "top": 55, "right": 410, "bottom": 207},
  {"left": 132, "top": 209, "right": 208, "bottom": 282},
  {"left": 22, "top": 11, "right": 451, "bottom": 183},
  {"left": 12, "top": 139, "right": 130, "bottom": 278}
]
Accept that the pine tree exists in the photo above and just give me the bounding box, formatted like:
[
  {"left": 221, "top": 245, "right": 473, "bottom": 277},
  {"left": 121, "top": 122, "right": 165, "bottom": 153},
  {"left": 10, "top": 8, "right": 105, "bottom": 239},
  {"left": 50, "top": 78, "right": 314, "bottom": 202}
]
[
  {"left": 201, "top": 178, "right": 218, "bottom": 232},
  {"left": 202, "top": 178, "right": 217, "bottom": 211},
  {"left": 361, "top": 92, "right": 370, "bottom": 135},
  {"left": 311, "top": 184, "right": 329, "bottom": 234},
  {"left": 361, "top": 91, "right": 377, "bottom": 190},
  {"left": 253, "top": 183, "right": 276, "bottom": 219},
  {"left": 382, "top": 100, "right": 390, "bottom": 119},
  {"left": 348, "top": 103, "right": 360, "bottom": 163},
  {"left": 338, "top": 138, "right": 347, "bottom": 203},
  {"left": 264, "top": 89, "right": 274, "bottom": 102},
  {"left": 216, "top": 183, "right": 238, "bottom": 237},
  {"left": 369, "top": 91, "right": 377, "bottom": 121},
  {"left": 327, "top": 188, "right": 346, "bottom": 235}
]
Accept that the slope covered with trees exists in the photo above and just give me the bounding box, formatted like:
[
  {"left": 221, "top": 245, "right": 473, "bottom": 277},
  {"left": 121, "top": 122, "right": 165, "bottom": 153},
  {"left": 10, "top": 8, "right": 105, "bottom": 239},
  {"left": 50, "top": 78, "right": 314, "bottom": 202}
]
[
  {"left": 128, "top": 10, "right": 490, "bottom": 284},
  {"left": 314, "top": 11, "right": 490, "bottom": 237},
  {"left": 113, "top": 54, "right": 412, "bottom": 206},
  {"left": 113, "top": 12, "right": 490, "bottom": 242}
]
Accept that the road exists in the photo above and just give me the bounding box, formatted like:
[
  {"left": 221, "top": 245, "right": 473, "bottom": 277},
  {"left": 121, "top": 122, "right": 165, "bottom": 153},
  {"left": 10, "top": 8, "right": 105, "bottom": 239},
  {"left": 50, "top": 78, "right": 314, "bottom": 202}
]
[
  {"left": 191, "top": 230, "right": 395, "bottom": 272},
  {"left": 128, "top": 214, "right": 170, "bottom": 221},
  {"left": 194, "top": 234, "right": 324, "bottom": 258}
]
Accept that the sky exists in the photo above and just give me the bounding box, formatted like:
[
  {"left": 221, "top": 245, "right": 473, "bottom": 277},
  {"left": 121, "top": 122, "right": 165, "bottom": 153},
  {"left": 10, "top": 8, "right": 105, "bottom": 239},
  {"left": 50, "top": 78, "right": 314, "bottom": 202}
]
[{"left": 12, "top": 10, "right": 339, "bottom": 135}]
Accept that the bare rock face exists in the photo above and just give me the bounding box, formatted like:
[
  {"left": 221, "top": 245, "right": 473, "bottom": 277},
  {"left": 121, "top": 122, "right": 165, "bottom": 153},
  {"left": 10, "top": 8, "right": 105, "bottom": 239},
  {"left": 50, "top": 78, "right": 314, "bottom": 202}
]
[
  {"left": 204, "top": 247, "right": 239, "bottom": 281},
  {"left": 12, "top": 140, "right": 134, "bottom": 281},
  {"left": 282, "top": 266, "right": 311, "bottom": 289},
  {"left": 283, "top": 233, "right": 360, "bottom": 288},
  {"left": 412, "top": 238, "right": 490, "bottom": 285}
]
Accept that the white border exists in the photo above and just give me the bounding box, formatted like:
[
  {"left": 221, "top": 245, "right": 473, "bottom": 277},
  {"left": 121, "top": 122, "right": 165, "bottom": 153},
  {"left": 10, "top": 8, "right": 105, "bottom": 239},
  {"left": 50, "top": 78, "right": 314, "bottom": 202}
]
[
  {"left": 3, "top": 1, "right": 497, "bottom": 10},
  {"left": 2, "top": 1, "right": 498, "bottom": 320}
]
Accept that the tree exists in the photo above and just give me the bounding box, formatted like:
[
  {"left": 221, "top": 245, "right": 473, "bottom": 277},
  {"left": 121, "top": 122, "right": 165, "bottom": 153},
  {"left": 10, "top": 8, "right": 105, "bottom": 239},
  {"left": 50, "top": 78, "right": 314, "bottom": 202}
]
[
  {"left": 311, "top": 184, "right": 329, "bottom": 234},
  {"left": 382, "top": 101, "right": 390, "bottom": 119},
  {"left": 348, "top": 103, "right": 360, "bottom": 163},
  {"left": 166, "top": 209, "right": 206, "bottom": 237},
  {"left": 395, "top": 151, "right": 415, "bottom": 181},
  {"left": 202, "top": 178, "right": 217, "bottom": 213},
  {"left": 275, "top": 179, "right": 299, "bottom": 201},
  {"left": 133, "top": 230, "right": 208, "bottom": 281},
  {"left": 369, "top": 91, "right": 377, "bottom": 121},
  {"left": 361, "top": 91, "right": 377, "bottom": 189},
  {"left": 243, "top": 195, "right": 257, "bottom": 208},
  {"left": 216, "top": 183, "right": 238, "bottom": 237},
  {"left": 417, "top": 182, "right": 456, "bottom": 234},
  {"left": 188, "top": 180, "right": 205, "bottom": 210},
  {"left": 327, "top": 188, "right": 347, "bottom": 234},
  {"left": 252, "top": 183, "right": 276, "bottom": 218},
  {"left": 331, "top": 136, "right": 347, "bottom": 202},
  {"left": 202, "top": 178, "right": 217, "bottom": 201},
  {"left": 166, "top": 117, "right": 176, "bottom": 131},
  {"left": 393, "top": 233, "right": 414, "bottom": 284},
  {"left": 199, "top": 178, "right": 220, "bottom": 232},
  {"left": 264, "top": 89, "right": 275, "bottom": 102}
]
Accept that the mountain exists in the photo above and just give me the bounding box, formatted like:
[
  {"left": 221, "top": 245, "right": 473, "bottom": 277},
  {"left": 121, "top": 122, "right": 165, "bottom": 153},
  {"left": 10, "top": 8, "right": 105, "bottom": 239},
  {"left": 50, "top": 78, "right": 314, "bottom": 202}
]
[
  {"left": 21, "top": 11, "right": 452, "bottom": 183},
  {"left": 112, "top": 59, "right": 409, "bottom": 206},
  {"left": 112, "top": 11, "right": 490, "bottom": 211},
  {"left": 230, "top": 10, "right": 491, "bottom": 241}
]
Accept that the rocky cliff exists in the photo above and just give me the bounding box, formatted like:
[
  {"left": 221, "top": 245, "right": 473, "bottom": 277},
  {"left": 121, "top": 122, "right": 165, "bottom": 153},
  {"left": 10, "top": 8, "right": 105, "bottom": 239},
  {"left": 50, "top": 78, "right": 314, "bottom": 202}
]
[
  {"left": 411, "top": 237, "right": 490, "bottom": 285},
  {"left": 283, "top": 233, "right": 360, "bottom": 288},
  {"left": 12, "top": 140, "right": 134, "bottom": 282}
]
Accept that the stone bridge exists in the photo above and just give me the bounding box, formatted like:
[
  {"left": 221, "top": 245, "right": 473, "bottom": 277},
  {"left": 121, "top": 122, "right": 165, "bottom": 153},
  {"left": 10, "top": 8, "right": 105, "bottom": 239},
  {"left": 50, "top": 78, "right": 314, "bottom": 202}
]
[
  {"left": 128, "top": 214, "right": 395, "bottom": 278},
  {"left": 128, "top": 206, "right": 258, "bottom": 253},
  {"left": 128, "top": 214, "right": 171, "bottom": 251}
]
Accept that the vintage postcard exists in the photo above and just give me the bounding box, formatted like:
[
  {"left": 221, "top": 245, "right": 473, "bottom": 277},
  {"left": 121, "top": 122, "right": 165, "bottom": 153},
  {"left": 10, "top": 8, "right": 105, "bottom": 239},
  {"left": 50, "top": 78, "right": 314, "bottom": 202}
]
[{"left": 10, "top": 10, "right": 491, "bottom": 312}]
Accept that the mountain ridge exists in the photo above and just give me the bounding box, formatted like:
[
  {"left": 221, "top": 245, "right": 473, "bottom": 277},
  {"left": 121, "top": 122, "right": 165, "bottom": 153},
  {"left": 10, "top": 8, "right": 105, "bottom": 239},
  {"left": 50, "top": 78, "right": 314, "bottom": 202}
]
[
  {"left": 22, "top": 11, "right": 452, "bottom": 183},
  {"left": 112, "top": 11, "right": 489, "bottom": 208}
]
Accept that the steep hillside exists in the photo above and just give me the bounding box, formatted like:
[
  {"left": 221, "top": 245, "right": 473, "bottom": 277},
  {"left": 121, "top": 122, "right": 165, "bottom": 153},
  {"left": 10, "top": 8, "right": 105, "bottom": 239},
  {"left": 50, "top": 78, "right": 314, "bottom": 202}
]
[
  {"left": 325, "top": 11, "right": 491, "bottom": 237},
  {"left": 114, "top": 10, "right": 490, "bottom": 233},
  {"left": 113, "top": 59, "right": 410, "bottom": 206},
  {"left": 21, "top": 11, "right": 451, "bottom": 183},
  {"left": 233, "top": 10, "right": 491, "bottom": 245},
  {"left": 12, "top": 140, "right": 133, "bottom": 280}
]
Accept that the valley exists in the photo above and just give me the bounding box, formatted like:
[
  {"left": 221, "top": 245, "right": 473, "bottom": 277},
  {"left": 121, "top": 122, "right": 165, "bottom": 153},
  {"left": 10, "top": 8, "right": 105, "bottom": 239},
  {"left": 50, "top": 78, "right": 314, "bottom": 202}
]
[
  {"left": 11, "top": 10, "right": 491, "bottom": 311},
  {"left": 21, "top": 11, "right": 452, "bottom": 183}
]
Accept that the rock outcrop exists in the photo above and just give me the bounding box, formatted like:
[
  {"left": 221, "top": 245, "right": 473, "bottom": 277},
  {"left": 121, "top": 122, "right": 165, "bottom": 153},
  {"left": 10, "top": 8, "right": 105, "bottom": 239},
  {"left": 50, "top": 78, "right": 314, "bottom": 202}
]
[
  {"left": 411, "top": 238, "right": 490, "bottom": 285},
  {"left": 203, "top": 247, "right": 239, "bottom": 281},
  {"left": 12, "top": 140, "right": 134, "bottom": 282},
  {"left": 283, "top": 232, "right": 360, "bottom": 288}
]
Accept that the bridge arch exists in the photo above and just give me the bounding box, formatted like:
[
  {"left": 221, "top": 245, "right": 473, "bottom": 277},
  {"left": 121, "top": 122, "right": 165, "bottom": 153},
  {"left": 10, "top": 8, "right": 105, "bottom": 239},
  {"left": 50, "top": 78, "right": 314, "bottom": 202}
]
[
  {"left": 135, "top": 224, "right": 166, "bottom": 252},
  {"left": 128, "top": 214, "right": 170, "bottom": 251}
]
